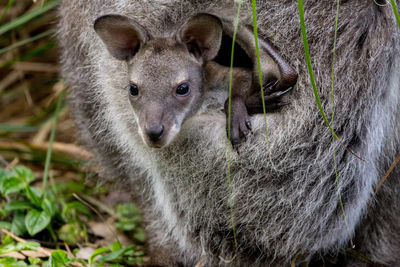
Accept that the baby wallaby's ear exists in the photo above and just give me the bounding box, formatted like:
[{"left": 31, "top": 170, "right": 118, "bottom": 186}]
[
  {"left": 94, "top": 14, "right": 151, "bottom": 61},
  {"left": 178, "top": 13, "right": 222, "bottom": 62}
]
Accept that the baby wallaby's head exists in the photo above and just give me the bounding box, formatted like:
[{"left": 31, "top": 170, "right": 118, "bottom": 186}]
[{"left": 94, "top": 14, "right": 222, "bottom": 148}]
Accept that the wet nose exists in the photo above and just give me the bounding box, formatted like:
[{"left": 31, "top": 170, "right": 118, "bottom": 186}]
[{"left": 145, "top": 124, "right": 164, "bottom": 142}]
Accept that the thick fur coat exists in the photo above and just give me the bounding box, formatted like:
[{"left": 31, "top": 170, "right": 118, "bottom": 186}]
[{"left": 58, "top": 1, "right": 400, "bottom": 265}]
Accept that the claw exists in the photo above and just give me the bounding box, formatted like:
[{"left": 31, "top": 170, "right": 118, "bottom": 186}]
[
  {"left": 263, "top": 80, "right": 278, "bottom": 94},
  {"left": 245, "top": 120, "right": 252, "bottom": 130},
  {"left": 265, "top": 81, "right": 274, "bottom": 88},
  {"left": 278, "top": 101, "right": 290, "bottom": 106},
  {"left": 232, "top": 140, "right": 240, "bottom": 153},
  {"left": 266, "top": 86, "right": 293, "bottom": 100},
  {"left": 275, "top": 86, "right": 293, "bottom": 97}
]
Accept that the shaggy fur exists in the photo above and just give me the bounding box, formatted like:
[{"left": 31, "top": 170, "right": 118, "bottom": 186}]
[{"left": 58, "top": 1, "right": 400, "bottom": 266}]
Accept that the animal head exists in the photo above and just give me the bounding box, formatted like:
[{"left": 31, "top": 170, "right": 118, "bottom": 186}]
[{"left": 94, "top": 13, "right": 222, "bottom": 148}]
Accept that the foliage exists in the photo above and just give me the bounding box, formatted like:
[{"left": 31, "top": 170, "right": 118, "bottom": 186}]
[
  {"left": 89, "top": 241, "right": 143, "bottom": 267},
  {"left": 115, "top": 203, "right": 146, "bottom": 243},
  {"left": 0, "top": 165, "right": 144, "bottom": 266}
]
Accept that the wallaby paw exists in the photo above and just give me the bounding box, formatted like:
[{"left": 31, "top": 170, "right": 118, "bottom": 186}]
[
  {"left": 245, "top": 81, "right": 293, "bottom": 114},
  {"left": 225, "top": 98, "right": 252, "bottom": 148}
]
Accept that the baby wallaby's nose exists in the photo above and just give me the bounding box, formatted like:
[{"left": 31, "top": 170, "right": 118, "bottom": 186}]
[{"left": 145, "top": 124, "right": 164, "bottom": 142}]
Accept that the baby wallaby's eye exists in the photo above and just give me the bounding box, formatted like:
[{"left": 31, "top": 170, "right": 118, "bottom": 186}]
[
  {"left": 129, "top": 83, "right": 139, "bottom": 97},
  {"left": 176, "top": 83, "right": 190, "bottom": 96}
]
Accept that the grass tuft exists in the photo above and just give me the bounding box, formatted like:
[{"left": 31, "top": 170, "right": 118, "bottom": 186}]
[
  {"left": 251, "top": 0, "right": 271, "bottom": 153},
  {"left": 297, "top": 0, "right": 364, "bottom": 162},
  {"left": 0, "top": 0, "right": 59, "bottom": 36},
  {"left": 226, "top": 0, "right": 243, "bottom": 250},
  {"left": 41, "top": 90, "right": 65, "bottom": 191}
]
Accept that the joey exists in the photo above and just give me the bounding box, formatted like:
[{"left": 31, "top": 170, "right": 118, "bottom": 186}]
[{"left": 94, "top": 13, "right": 297, "bottom": 148}]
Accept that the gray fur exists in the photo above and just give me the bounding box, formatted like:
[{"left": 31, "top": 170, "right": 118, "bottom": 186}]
[{"left": 58, "top": 1, "right": 400, "bottom": 266}]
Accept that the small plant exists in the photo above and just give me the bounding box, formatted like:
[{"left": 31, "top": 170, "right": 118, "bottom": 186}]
[
  {"left": 0, "top": 166, "right": 91, "bottom": 241},
  {"left": 115, "top": 203, "right": 146, "bottom": 244},
  {"left": 0, "top": 165, "right": 145, "bottom": 266},
  {"left": 89, "top": 241, "right": 143, "bottom": 267},
  {"left": 0, "top": 234, "right": 41, "bottom": 263},
  {"left": 0, "top": 166, "right": 60, "bottom": 237}
]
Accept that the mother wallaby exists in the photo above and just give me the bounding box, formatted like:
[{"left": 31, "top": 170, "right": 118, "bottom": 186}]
[{"left": 58, "top": 1, "right": 400, "bottom": 266}]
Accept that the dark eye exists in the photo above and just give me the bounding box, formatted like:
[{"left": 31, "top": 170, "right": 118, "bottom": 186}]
[
  {"left": 176, "top": 83, "right": 190, "bottom": 96},
  {"left": 129, "top": 83, "right": 139, "bottom": 97}
]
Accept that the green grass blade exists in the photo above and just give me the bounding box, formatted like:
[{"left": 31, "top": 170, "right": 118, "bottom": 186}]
[
  {"left": 226, "top": 0, "right": 243, "bottom": 250},
  {"left": 390, "top": 0, "right": 400, "bottom": 31},
  {"left": 0, "top": 124, "right": 37, "bottom": 132},
  {"left": 330, "top": 0, "right": 354, "bottom": 248},
  {"left": 42, "top": 89, "right": 65, "bottom": 191},
  {"left": 297, "top": 0, "right": 363, "bottom": 161},
  {"left": 0, "top": 41, "right": 56, "bottom": 70},
  {"left": 0, "top": 29, "right": 55, "bottom": 55},
  {"left": 0, "top": 0, "right": 15, "bottom": 23},
  {"left": 251, "top": 0, "right": 270, "bottom": 152},
  {"left": 0, "top": 0, "right": 59, "bottom": 36}
]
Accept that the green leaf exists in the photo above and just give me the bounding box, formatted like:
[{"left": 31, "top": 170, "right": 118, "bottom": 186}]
[
  {"left": 58, "top": 222, "right": 87, "bottom": 245},
  {"left": 66, "top": 180, "right": 85, "bottom": 192},
  {"left": 116, "top": 203, "right": 140, "bottom": 216},
  {"left": 13, "top": 166, "right": 35, "bottom": 185},
  {"left": 111, "top": 241, "right": 122, "bottom": 252},
  {"left": 17, "top": 241, "right": 40, "bottom": 251},
  {"left": 89, "top": 247, "right": 110, "bottom": 265},
  {"left": 0, "top": 238, "right": 39, "bottom": 255},
  {"left": 0, "top": 257, "right": 28, "bottom": 266},
  {"left": 0, "top": 243, "right": 17, "bottom": 255},
  {"left": 95, "top": 246, "right": 136, "bottom": 265},
  {"left": 0, "top": 169, "right": 13, "bottom": 180},
  {"left": 133, "top": 228, "right": 146, "bottom": 243},
  {"left": 0, "top": 207, "right": 9, "bottom": 218},
  {"left": 41, "top": 198, "right": 58, "bottom": 217},
  {"left": 11, "top": 212, "right": 26, "bottom": 236},
  {"left": 1, "top": 233, "right": 13, "bottom": 247},
  {"left": 62, "top": 201, "right": 91, "bottom": 221},
  {"left": 28, "top": 257, "right": 42, "bottom": 265},
  {"left": 0, "top": 221, "right": 12, "bottom": 231},
  {"left": 25, "top": 209, "right": 51, "bottom": 236},
  {"left": 25, "top": 186, "right": 42, "bottom": 207},
  {"left": 1, "top": 176, "right": 24, "bottom": 196},
  {"left": 5, "top": 201, "right": 36, "bottom": 211},
  {"left": 48, "top": 250, "right": 70, "bottom": 267}
]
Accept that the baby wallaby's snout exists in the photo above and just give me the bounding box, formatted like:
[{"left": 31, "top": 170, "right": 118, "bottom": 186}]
[
  {"left": 145, "top": 124, "right": 164, "bottom": 142},
  {"left": 139, "top": 104, "right": 168, "bottom": 147}
]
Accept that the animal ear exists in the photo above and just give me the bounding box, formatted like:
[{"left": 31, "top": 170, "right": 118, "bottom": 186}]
[
  {"left": 178, "top": 13, "right": 222, "bottom": 62},
  {"left": 94, "top": 14, "right": 151, "bottom": 61}
]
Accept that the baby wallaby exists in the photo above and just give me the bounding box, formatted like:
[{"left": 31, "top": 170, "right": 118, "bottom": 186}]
[{"left": 94, "top": 13, "right": 297, "bottom": 148}]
